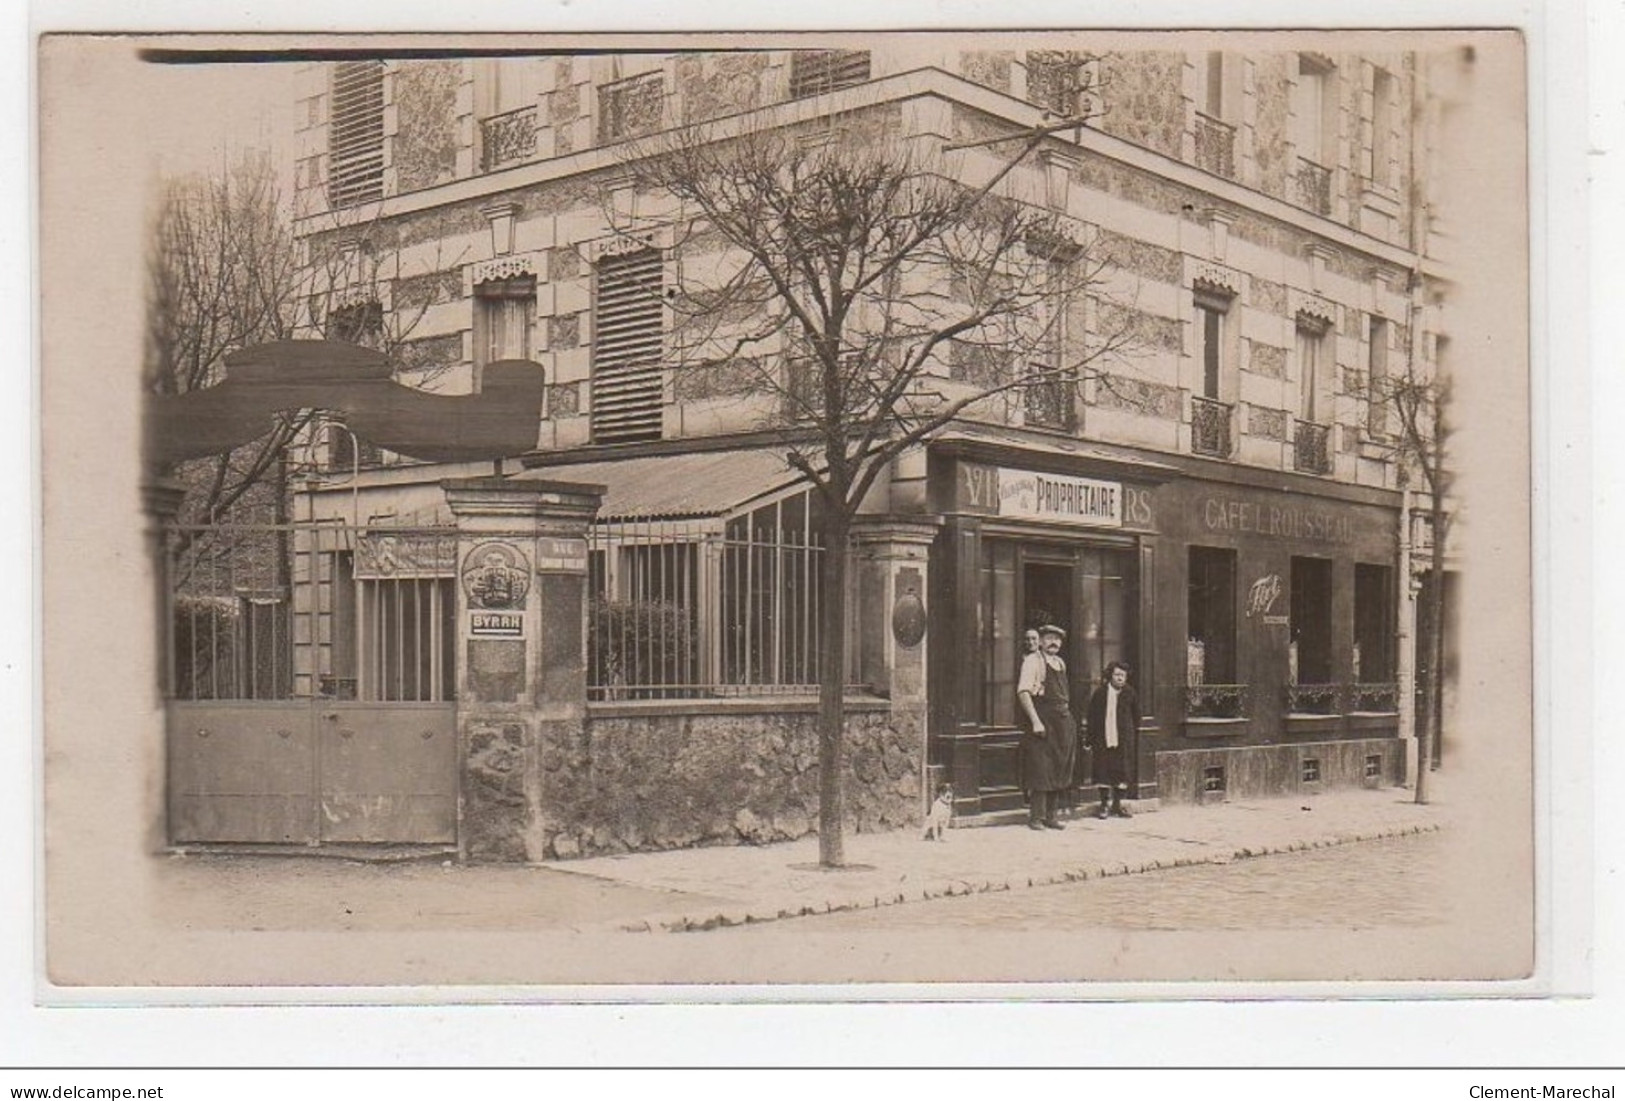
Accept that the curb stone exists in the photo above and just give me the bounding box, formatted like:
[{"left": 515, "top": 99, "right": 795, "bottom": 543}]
[{"left": 621, "top": 821, "right": 1443, "bottom": 933}]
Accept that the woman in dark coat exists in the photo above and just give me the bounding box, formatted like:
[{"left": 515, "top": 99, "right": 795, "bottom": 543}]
[
  {"left": 1085, "top": 661, "right": 1138, "bottom": 818},
  {"left": 1015, "top": 625, "right": 1077, "bottom": 831}
]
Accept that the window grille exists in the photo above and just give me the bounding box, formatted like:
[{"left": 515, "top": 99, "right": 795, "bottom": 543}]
[
  {"left": 359, "top": 577, "right": 457, "bottom": 702},
  {"left": 789, "top": 50, "right": 871, "bottom": 99},
  {"left": 1301, "top": 758, "right": 1322, "bottom": 783},
  {"left": 592, "top": 249, "right": 665, "bottom": 443},
  {"left": 329, "top": 61, "right": 385, "bottom": 207},
  {"left": 1202, "top": 765, "right": 1227, "bottom": 793}
]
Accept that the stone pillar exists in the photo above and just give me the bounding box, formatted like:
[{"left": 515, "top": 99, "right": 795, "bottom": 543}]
[
  {"left": 143, "top": 475, "right": 187, "bottom": 853},
  {"left": 443, "top": 477, "right": 603, "bottom": 862},
  {"left": 851, "top": 516, "right": 941, "bottom": 822}
]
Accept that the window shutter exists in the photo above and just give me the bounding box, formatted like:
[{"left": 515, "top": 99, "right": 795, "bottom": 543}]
[
  {"left": 592, "top": 249, "right": 665, "bottom": 443},
  {"left": 329, "top": 61, "right": 385, "bottom": 207},
  {"left": 788, "top": 50, "right": 871, "bottom": 99}
]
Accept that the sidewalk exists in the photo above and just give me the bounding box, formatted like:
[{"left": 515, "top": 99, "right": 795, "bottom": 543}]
[{"left": 558, "top": 785, "right": 1445, "bottom": 932}]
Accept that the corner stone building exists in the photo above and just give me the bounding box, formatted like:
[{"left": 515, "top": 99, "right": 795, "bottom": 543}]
[{"left": 233, "top": 40, "right": 1466, "bottom": 859}]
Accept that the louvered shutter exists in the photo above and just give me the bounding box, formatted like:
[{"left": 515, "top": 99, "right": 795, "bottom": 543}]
[
  {"left": 591, "top": 250, "right": 665, "bottom": 443},
  {"left": 329, "top": 61, "right": 385, "bottom": 207}
]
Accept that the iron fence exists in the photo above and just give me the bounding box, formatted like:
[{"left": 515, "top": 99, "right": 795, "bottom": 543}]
[
  {"left": 165, "top": 521, "right": 459, "bottom": 703},
  {"left": 587, "top": 513, "right": 830, "bottom": 700}
]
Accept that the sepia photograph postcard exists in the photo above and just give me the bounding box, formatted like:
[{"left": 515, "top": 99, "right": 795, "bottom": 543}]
[{"left": 33, "top": 16, "right": 1560, "bottom": 1014}]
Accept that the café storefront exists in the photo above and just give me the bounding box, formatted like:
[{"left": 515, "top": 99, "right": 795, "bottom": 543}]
[{"left": 926, "top": 439, "right": 1406, "bottom": 816}]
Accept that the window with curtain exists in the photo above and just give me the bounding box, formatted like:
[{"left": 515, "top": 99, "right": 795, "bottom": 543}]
[{"left": 474, "top": 275, "right": 535, "bottom": 367}]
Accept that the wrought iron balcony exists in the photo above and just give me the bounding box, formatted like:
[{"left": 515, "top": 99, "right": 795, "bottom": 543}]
[
  {"left": 1185, "top": 683, "right": 1249, "bottom": 719},
  {"left": 480, "top": 107, "right": 538, "bottom": 172},
  {"left": 1194, "top": 113, "right": 1236, "bottom": 179},
  {"left": 1296, "top": 157, "right": 1332, "bottom": 215},
  {"left": 1191, "top": 395, "right": 1234, "bottom": 458},
  {"left": 1024, "top": 364, "right": 1076, "bottom": 431},
  {"left": 1286, "top": 682, "right": 1342, "bottom": 715},
  {"left": 1293, "top": 419, "right": 1332, "bottom": 474},
  {"left": 1348, "top": 682, "right": 1400, "bottom": 713}
]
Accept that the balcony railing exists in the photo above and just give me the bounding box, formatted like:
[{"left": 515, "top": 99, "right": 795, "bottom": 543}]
[
  {"left": 1348, "top": 682, "right": 1400, "bottom": 713},
  {"left": 1296, "top": 157, "right": 1332, "bottom": 215},
  {"left": 1293, "top": 419, "right": 1332, "bottom": 474},
  {"left": 1286, "top": 682, "right": 1341, "bottom": 715},
  {"left": 480, "top": 107, "right": 538, "bottom": 173},
  {"left": 1185, "top": 683, "right": 1249, "bottom": 719},
  {"left": 1191, "top": 396, "right": 1234, "bottom": 457},
  {"left": 1194, "top": 113, "right": 1236, "bottom": 179},
  {"left": 1024, "top": 364, "right": 1076, "bottom": 431}
]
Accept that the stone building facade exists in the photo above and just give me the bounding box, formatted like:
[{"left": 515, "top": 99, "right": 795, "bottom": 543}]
[{"left": 248, "top": 39, "right": 1467, "bottom": 858}]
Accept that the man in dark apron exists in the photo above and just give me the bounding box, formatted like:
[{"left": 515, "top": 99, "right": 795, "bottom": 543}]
[{"left": 1016, "top": 624, "right": 1078, "bottom": 831}]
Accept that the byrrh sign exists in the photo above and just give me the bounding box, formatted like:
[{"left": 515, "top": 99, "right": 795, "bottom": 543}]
[{"left": 959, "top": 464, "right": 1123, "bottom": 528}]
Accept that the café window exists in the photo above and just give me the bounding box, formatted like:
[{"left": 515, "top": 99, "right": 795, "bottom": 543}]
[
  {"left": 1289, "top": 555, "right": 1334, "bottom": 687},
  {"left": 1187, "top": 546, "right": 1237, "bottom": 687},
  {"left": 1353, "top": 563, "right": 1396, "bottom": 684}
]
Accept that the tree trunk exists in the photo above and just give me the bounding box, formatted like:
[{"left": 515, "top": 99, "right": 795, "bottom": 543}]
[
  {"left": 1427, "top": 495, "right": 1448, "bottom": 772},
  {"left": 817, "top": 509, "right": 851, "bottom": 867}
]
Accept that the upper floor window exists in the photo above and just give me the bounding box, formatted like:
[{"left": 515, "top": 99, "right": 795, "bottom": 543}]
[
  {"left": 591, "top": 248, "right": 666, "bottom": 443},
  {"left": 1191, "top": 286, "right": 1234, "bottom": 458},
  {"left": 474, "top": 275, "right": 536, "bottom": 368},
  {"left": 599, "top": 72, "right": 666, "bottom": 143},
  {"left": 788, "top": 50, "right": 871, "bottom": 100},
  {"left": 1296, "top": 315, "right": 1329, "bottom": 423},
  {"left": 1370, "top": 67, "right": 1397, "bottom": 189},
  {"left": 1294, "top": 314, "right": 1333, "bottom": 474},
  {"left": 1293, "top": 54, "right": 1336, "bottom": 214},
  {"left": 1367, "top": 315, "right": 1390, "bottom": 436},
  {"left": 477, "top": 59, "right": 542, "bottom": 172},
  {"left": 1194, "top": 52, "right": 1236, "bottom": 178},
  {"left": 328, "top": 61, "right": 385, "bottom": 207}
]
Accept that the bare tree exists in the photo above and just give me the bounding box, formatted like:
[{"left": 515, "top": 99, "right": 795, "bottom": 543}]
[
  {"left": 146, "top": 151, "right": 305, "bottom": 527},
  {"left": 615, "top": 107, "right": 1137, "bottom": 866},
  {"left": 146, "top": 151, "right": 463, "bottom": 529},
  {"left": 1383, "top": 352, "right": 1453, "bottom": 805}
]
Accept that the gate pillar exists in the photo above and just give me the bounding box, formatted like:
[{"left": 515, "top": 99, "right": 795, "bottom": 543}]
[
  {"left": 443, "top": 477, "right": 604, "bottom": 862},
  {"left": 850, "top": 516, "right": 941, "bottom": 823}
]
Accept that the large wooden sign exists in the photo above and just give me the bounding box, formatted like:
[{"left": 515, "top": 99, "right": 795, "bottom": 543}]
[{"left": 146, "top": 340, "right": 545, "bottom": 466}]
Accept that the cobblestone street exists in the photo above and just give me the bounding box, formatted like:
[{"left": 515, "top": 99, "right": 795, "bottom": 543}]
[{"left": 720, "top": 830, "right": 1450, "bottom": 933}]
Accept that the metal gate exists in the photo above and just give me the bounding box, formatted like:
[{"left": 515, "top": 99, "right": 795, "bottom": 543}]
[{"left": 164, "top": 520, "right": 459, "bottom": 846}]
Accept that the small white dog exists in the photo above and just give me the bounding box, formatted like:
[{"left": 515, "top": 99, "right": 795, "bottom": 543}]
[{"left": 922, "top": 783, "right": 954, "bottom": 841}]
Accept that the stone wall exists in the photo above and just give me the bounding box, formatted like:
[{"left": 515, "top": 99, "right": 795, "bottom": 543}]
[
  {"left": 393, "top": 60, "right": 460, "bottom": 193},
  {"left": 1097, "top": 51, "right": 1187, "bottom": 159},
  {"left": 1156, "top": 738, "right": 1403, "bottom": 805},
  {"left": 529, "top": 704, "right": 922, "bottom": 859}
]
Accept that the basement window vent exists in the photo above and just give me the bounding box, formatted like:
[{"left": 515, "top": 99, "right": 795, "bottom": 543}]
[
  {"left": 1202, "top": 765, "right": 1226, "bottom": 793},
  {"left": 1364, "top": 754, "right": 1383, "bottom": 779},
  {"left": 1301, "top": 758, "right": 1322, "bottom": 783}
]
